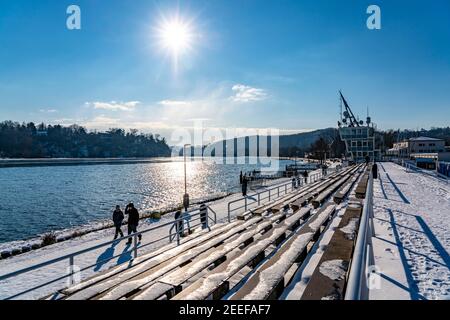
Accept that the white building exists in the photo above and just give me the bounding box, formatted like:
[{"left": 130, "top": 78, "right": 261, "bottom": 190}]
[
  {"left": 408, "top": 137, "right": 445, "bottom": 154},
  {"left": 387, "top": 136, "right": 448, "bottom": 169},
  {"left": 388, "top": 136, "right": 445, "bottom": 158}
]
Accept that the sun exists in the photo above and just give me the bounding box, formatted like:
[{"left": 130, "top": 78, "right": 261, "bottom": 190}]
[{"left": 157, "top": 16, "right": 194, "bottom": 57}]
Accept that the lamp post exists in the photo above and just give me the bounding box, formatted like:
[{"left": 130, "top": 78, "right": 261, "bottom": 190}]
[{"left": 183, "top": 144, "right": 191, "bottom": 212}]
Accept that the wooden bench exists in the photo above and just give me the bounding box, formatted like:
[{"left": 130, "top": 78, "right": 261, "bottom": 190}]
[
  {"left": 355, "top": 173, "right": 369, "bottom": 199},
  {"left": 312, "top": 175, "right": 352, "bottom": 208},
  {"left": 333, "top": 167, "right": 363, "bottom": 204},
  {"left": 62, "top": 219, "right": 244, "bottom": 298},
  {"left": 171, "top": 207, "right": 312, "bottom": 300},
  {"left": 128, "top": 213, "right": 288, "bottom": 300},
  {"left": 64, "top": 217, "right": 264, "bottom": 300},
  {"left": 229, "top": 203, "right": 337, "bottom": 300},
  {"left": 301, "top": 205, "right": 363, "bottom": 300}
]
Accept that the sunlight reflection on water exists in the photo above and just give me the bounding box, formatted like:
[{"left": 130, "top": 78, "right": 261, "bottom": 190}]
[{"left": 0, "top": 157, "right": 293, "bottom": 243}]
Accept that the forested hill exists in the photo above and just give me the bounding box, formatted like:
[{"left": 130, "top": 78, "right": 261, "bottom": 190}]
[{"left": 0, "top": 121, "right": 171, "bottom": 158}]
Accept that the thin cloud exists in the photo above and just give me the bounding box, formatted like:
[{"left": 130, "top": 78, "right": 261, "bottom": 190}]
[
  {"left": 231, "top": 84, "right": 268, "bottom": 102},
  {"left": 158, "top": 100, "right": 191, "bottom": 107},
  {"left": 85, "top": 101, "right": 141, "bottom": 111},
  {"left": 39, "top": 109, "right": 58, "bottom": 113}
]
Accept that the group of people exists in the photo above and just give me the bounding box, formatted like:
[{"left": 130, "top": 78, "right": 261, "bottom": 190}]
[
  {"left": 111, "top": 202, "right": 210, "bottom": 242},
  {"left": 174, "top": 204, "right": 209, "bottom": 238},
  {"left": 112, "top": 203, "right": 141, "bottom": 244},
  {"left": 291, "top": 170, "right": 309, "bottom": 189}
]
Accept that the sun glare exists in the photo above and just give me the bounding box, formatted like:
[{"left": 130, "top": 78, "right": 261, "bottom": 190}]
[{"left": 157, "top": 17, "right": 194, "bottom": 57}]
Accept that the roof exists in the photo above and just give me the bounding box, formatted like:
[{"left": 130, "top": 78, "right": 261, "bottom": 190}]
[{"left": 409, "top": 136, "right": 443, "bottom": 142}]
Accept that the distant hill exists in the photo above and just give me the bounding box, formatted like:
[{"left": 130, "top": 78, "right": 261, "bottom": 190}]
[
  {"left": 180, "top": 128, "right": 339, "bottom": 157},
  {"left": 279, "top": 128, "right": 337, "bottom": 150}
]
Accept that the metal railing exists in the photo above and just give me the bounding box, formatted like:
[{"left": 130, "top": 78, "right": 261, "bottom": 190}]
[
  {"left": 345, "top": 172, "right": 375, "bottom": 300},
  {"left": 226, "top": 170, "right": 324, "bottom": 222},
  {"left": 0, "top": 205, "right": 217, "bottom": 300},
  {"left": 168, "top": 206, "right": 217, "bottom": 244},
  {"left": 395, "top": 159, "right": 449, "bottom": 184}
]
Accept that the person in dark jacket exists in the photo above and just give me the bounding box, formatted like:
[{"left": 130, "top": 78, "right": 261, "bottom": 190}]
[
  {"left": 242, "top": 177, "right": 248, "bottom": 196},
  {"left": 372, "top": 163, "right": 378, "bottom": 179},
  {"left": 112, "top": 205, "right": 124, "bottom": 240},
  {"left": 125, "top": 203, "right": 141, "bottom": 244},
  {"left": 302, "top": 170, "right": 308, "bottom": 184}
]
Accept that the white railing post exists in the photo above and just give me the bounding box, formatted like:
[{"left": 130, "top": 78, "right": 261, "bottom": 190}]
[{"left": 345, "top": 173, "right": 374, "bottom": 300}]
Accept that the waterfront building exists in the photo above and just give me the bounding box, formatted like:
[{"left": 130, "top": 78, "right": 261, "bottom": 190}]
[{"left": 337, "top": 92, "right": 381, "bottom": 162}]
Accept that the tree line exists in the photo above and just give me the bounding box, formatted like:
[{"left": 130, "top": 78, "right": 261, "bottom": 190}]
[
  {"left": 0, "top": 121, "right": 171, "bottom": 158},
  {"left": 283, "top": 127, "right": 450, "bottom": 160}
]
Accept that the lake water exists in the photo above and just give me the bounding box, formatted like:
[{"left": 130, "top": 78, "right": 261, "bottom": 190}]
[{"left": 0, "top": 157, "right": 293, "bottom": 243}]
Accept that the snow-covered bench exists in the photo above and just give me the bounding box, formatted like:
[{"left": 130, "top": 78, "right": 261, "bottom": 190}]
[
  {"left": 171, "top": 207, "right": 312, "bottom": 300},
  {"left": 229, "top": 203, "right": 337, "bottom": 300},
  {"left": 300, "top": 204, "right": 363, "bottom": 300},
  {"left": 63, "top": 217, "right": 263, "bottom": 300}
]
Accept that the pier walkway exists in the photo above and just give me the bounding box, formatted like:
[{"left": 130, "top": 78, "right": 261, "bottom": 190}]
[{"left": 370, "top": 162, "right": 450, "bottom": 300}]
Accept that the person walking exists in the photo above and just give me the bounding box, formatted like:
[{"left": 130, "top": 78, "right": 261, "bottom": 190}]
[
  {"left": 125, "top": 203, "right": 141, "bottom": 245},
  {"left": 112, "top": 205, "right": 124, "bottom": 240},
  {"left": 242, "top": 176, "right": 248, "bottom": 196},
  {"left": 302, "top": 170, "right": 308, "bottom": 184}
]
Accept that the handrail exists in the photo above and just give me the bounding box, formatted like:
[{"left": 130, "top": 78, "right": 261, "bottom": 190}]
[
  {"left": 345, "top": 171, "right": 374, "bottom": 300},
  {"left": 227, "top": 180, "right": 293, "bottom": 222},
  {"left": 401, "top": 160, "right": 449, "bottom": 184},
  {"left": 226, "top": 169, "right": 328, "bottom": 222},
  {"left": 0, "top": 205, "right": 215, "bottom": 300}
]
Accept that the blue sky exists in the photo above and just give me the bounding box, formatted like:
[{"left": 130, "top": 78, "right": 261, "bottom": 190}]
[{"left": 0, "top": 0, "right": 449, "bottom": 143}]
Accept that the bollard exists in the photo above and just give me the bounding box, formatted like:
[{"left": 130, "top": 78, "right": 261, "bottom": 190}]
[
  {"left": 69, "top": 256, "right": 75, "bottom": 285},
  {"left": 133, "top": 234, "right": 138, "bottom": 259}
]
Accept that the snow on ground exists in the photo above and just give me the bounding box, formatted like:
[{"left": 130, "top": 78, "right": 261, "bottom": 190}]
[
  {"left": 319, "top": 259, "right": 348, "bottom": 281},
  {"left": 0, "top": 177, "right": 292, "bottom": 300},
  {"left": 370, "top": 162, "right": 450, "bottom": 300}
]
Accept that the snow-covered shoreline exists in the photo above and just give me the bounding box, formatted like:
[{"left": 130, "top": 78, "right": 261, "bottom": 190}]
[{"left": 0, "top": 191, "right": 231, "bottom": 255}]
